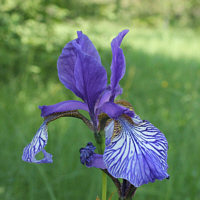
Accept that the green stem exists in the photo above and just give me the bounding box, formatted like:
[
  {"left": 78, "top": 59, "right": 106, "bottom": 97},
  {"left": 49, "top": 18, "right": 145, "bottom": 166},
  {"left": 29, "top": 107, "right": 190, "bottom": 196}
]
[{"left": 102, "top": 171, "right": 107, "bottom": 200}]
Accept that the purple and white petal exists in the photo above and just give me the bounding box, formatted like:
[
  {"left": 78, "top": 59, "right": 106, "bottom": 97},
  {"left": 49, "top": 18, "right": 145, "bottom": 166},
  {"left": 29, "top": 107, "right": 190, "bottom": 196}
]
[
  {"left": 103, "top": 114, "right": 169, "bottom": 187},
  {"left": 105, "top": 120, "right": 114, "bottom": 146},
  {"left": 74, "top": 50, "right": 107, "bottom": 115},
  {"left": 100, "top": 101, "right": 134, "bottom": 120},
  {"left": 22, "top": 119, "right": 53, "bottom": 164},
  {"left": 22, "top": 113, "right": 74, "bottom": 164},
  {"left": 39, "top": 100, "right": 89, "bottom": 117},
  {"left": 110, "top": 29, "right": 129, "bottom": 101}
]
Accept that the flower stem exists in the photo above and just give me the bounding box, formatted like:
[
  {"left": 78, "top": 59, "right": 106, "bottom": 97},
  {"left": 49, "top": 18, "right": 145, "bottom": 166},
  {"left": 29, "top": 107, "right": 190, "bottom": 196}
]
[{"left": 102, "top": 171, "right": 107, "bottom": 200}]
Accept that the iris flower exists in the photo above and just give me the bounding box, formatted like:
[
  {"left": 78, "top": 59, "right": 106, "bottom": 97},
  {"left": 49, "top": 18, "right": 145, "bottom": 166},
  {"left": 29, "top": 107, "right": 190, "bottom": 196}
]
[{"left": 22, "top": 30, "right": 169, "bottom": 190}]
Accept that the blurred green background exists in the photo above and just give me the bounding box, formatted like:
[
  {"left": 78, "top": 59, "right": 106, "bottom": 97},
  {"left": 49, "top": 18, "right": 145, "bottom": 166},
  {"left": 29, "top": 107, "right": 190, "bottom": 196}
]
[{"left": 0, "top": 0, "right": 200, "bottom": 199}]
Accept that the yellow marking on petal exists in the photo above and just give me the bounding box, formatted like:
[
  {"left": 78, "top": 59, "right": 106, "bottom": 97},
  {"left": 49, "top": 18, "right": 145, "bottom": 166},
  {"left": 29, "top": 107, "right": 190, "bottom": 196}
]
[
  {"left": 105, "top": 118, "right": 113, "bottom": 128},
  {"left": 115, "top": 100, "right": 134, "bottom": 111},
  {"left": 111, "top": 120, "right": 122, "bottom": 141},
  {"left": 120, "top": 114, "right": 137, "bottom": 125},
  {"left": 98, "top": 113, "right": 110, "bottom": 131}
]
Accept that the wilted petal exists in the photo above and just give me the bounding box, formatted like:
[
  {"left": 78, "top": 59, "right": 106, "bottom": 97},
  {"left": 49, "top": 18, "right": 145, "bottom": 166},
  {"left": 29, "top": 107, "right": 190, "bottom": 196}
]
[
  {"left": 80, "top": 142, "right": 96, "bottom": 165},
  {"left": 110, "top": 29, "right": 129, "bottom": 101},
  {"left": 103, "top": 114, "right": 169, "bottom": 187},
  {"left": 22, "top": 118, "right": 53, "bottom": 164},
  {"left": 74, "top": 50, "right": 107, "bottom": 114},
  {"left": 80, "top": 142, "right": 106, "bottom": 169},
  {"left": 100, "top": 101, "right": 134, "bottom": 120},
  {"left": 39, "top": 100, "right": 89, "bottom": 117}
]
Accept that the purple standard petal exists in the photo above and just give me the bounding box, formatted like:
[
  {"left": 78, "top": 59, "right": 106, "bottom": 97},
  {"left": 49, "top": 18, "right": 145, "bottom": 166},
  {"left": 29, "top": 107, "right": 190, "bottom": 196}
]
[
  {"left": 77, "top": 31, "right": 101, "bottom": 62},
  {"left": 57, "top": 41, "right": 83, "bottom": 99},
  {"left": 57, "top": 32, "right": 101, "bottom": 99},
  {"left": 39, "top": 100, "right": 89, "bottom": 117},
  {"left": 110, "top": 29, "right": 129, "bottom": 101},
  {"left": 74, "top": 50, "right": 107, "bottom": 118},
  {"left": 80, "top": 142, "right": 106, "bottom": 169},
  {"left": 100, "top": 101, "right": 134, "bottom": 120},
  {"left": 103, "top": 114, "right": 169, "bottom": 187}
]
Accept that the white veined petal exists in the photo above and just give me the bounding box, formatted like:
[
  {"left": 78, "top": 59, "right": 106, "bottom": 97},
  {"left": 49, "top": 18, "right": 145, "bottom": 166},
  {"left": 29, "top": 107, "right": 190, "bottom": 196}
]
[
  {"left": 21, "top": 115, "right": 59, "bottom": 164},
  {"left": 105, "top": 120, "right": 114, "bottom": 146},
  {"left": 103, "top": 114, "right": 169, "bottom": 187}
]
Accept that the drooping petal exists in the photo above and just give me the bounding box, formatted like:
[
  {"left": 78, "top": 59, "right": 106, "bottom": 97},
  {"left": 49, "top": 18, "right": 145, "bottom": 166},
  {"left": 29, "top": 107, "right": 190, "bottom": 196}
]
[
  {"left": 80, "top": 142, "right": 106, "bottom": 169},
  {"left": 74, "top": 50, "right": 107, "bottom": 115},
  {"left": 39, "top": 100, "right": 89, "bottom": 117},
  {"left": 22, "top": 117, "right": 53, "bottom": 164},
  {"left": 57, "top": 31, "right": 101, "bottom": 99},
  {"left": 110, "top": 29, "right": 129, "bottom": 101},
  {"left": 100, "top": 101, "right": 134, "bottom": 120},
  {"left": 103, "top": 114, "right": 169, "bottom": 187},
  {"left": 22, "top": 111, "right": 94, "bottom": 164}
]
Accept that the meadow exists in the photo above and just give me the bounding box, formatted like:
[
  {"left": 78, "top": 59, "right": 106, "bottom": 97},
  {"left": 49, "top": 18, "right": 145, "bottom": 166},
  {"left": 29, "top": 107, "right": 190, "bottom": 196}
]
[{"left": 0, "top": 19, "right": 200, "bottom": 200}]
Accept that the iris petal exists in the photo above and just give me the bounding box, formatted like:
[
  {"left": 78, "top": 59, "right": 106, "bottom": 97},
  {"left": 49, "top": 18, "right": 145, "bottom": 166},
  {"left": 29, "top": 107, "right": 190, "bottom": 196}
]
[
  {"left": 103, "top": 114, "right": 169, "bottom": 187},
  {"left": 22, "top": 118, "right": 52, "bottom": 164},
  {"left": 22, "top": 111, "right": 93, "bottom": 164},
  {"left": 95, "top": 85, "right": 123, "bottom": 110},
  {"left": 57, "top": 31, "right": 101, "bottom": 99},
  {"left": 39, "top": 100, "right": 89, "bottom": 117},
  {"left": 74, "top": 50, "right": 107, "bottom": 115},
  {"left": 100, "top": 101, "right": 134, "bottom": 120},
  {"left": 77, "top": 31, "right": 101, "bottom": 62},
  {"left": 57, "top": 40, "right": 83, "bottom": 99},
  {"left": 110, "top": 29, "right": 129, "bottom": 101}
]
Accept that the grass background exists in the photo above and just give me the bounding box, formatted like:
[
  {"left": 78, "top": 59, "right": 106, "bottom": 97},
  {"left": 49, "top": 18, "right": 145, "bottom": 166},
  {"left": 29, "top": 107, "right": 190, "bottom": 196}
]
[{"left": 0, "top": 19, "right": 200, "bottom": 200}]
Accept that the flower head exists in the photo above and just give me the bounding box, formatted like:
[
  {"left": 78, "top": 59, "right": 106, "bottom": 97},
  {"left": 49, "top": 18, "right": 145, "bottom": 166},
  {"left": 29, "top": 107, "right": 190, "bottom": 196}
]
[{"left": 22, "top": 30, "right": 169, "bottom": 188}]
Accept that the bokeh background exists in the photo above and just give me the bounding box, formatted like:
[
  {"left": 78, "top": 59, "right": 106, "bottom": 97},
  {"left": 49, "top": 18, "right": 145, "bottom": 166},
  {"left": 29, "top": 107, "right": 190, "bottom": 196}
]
[{"left": 1, "top": 0, "right": 200, "bottom": 199}]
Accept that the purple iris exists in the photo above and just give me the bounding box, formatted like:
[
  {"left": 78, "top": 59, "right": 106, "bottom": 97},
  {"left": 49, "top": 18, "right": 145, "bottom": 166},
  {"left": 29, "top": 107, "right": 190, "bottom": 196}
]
[{"left": 22, "top": 30, "right": 169, "bottom": 188}]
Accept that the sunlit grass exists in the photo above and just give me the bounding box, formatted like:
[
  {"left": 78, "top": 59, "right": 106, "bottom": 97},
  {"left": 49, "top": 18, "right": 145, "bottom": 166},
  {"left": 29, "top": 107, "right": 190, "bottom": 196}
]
[{"left": 1, "top": 20, "right": 200, "bottom": 200}]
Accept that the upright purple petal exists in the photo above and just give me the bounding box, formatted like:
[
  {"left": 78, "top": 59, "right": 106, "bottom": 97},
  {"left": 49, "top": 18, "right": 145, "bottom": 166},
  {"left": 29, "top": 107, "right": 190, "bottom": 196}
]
[
  {"left": 103, "top": 114, "right": 169, "bottom": 187},
  {"left": 57, "top": 41, "right": 83, "bottom": 99},
  {"left": 39, "top": 100, "right": 89, "bottom": 117},
  {"left": 74, "top": 50, "right": 107, "bottom": 116},
  {"left": 77, "top": 31, "right": 101, "bottom": 62},
  {"left": 110, "top": 29, "right": 129, "bottom": 101},
  {"left": 57, "top": 31, "right": 101, "bottom": 99}
]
